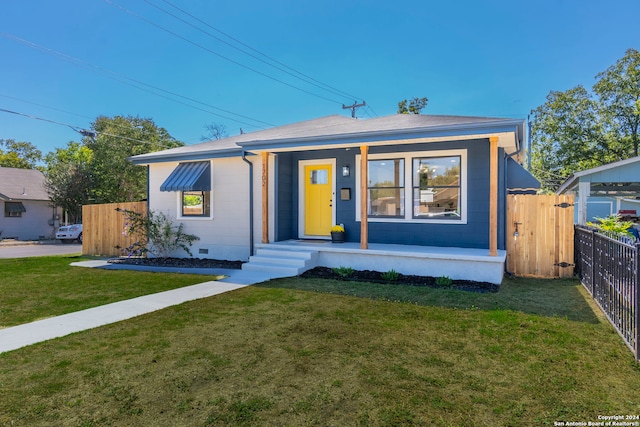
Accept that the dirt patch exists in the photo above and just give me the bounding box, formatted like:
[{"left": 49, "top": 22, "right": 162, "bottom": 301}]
[{"left": 301, "top": 266, "right": 499, "bottom": 293}]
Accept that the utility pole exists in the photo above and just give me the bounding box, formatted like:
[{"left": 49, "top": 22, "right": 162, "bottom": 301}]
[{"left": 342, "top": 100, "right": 366, "bottom": 118}]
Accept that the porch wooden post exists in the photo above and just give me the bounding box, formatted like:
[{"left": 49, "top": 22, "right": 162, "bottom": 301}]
[
  {"left": 360, "top": 145, "right": 369, "bottom": 249},
  {"left": 489, "top": 136, "right": 498, "bottom": 256},
  {"left": 261, "top": 151, "right": 269, "bottom": 244}
]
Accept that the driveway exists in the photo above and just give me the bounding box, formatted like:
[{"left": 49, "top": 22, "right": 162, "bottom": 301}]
[{"left": 0, "top": 241, "right": 82, "bottom": 259}]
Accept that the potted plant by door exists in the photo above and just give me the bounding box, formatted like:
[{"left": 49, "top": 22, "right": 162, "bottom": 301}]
[{"left": 330, "top": 225, "right": 345, "bottom": 243}]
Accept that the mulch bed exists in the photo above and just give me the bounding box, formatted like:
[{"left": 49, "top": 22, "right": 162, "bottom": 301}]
[
  {"left": 107, "top": 258, "right": 498, "bottom": 292},
  {"left": 107, "top": 257, "right": 244, "bottom": 270},
  {"left": 301, "top": 266, "right": 500, "bottom": 293}
]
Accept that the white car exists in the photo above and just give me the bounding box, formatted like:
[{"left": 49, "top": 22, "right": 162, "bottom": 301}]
[{"left": 56, "top": 224, "right": 83, "bottom": 244}]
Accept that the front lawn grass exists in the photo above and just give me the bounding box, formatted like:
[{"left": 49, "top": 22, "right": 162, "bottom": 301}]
[
  {"left": 0, "top": 255, "right": 222, "bottom": 327},
  {"left": 1, "top": 269, "right": 639, "bottom": 426}
]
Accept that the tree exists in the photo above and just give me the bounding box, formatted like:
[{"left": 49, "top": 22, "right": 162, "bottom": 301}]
[
  {"left": 200, "top": 122, "right": 228, "bottom": 141},
  {"left": 84, "top": 115, "right": 183, "bottom": 203},
  {"left": 530, "top": 48, "right": 640, "bottom": 191},
  {"left": 0, "top": 139, "right": 42, "bottom": 169},
  {"left": 529, "top": 86, "right": 609, "bottom": 189},
  {"left": 593, "top": 49, "right": 640, "bottom": 157},
  {"left": 397, "top": 97, "right": 429, "bottom": 114},
  {"left": 43, "top": 142, "right": 93, "bottom": 224}
]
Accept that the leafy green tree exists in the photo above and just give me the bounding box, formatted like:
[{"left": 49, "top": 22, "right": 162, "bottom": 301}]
[
  {"left": 43, "top": 142, "right": 94, "bottom": 224},
  {"left": 83, "top": 115, "right": 183, "bottom": 203},
  {"left": 530, "top": 48, "right": 640, "bottom": 191},
  {"left": 593, "top": 49, "right": 640, "bottom": 157},
  {"left": 0, "top": 139, "right": 42, "bottom": 169},
  {"left": 397, "top": 97, "right": 429, "bottom": 114},
  {"left": 530, "top": 86, "right": 608, "bottom": 189}
]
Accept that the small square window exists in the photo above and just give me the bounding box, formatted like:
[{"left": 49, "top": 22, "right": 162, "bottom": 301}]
[
  {"left": 310, "top": 169, "right": 328, "bottom": 185},
  {"left": 182, "top": 191, "right": 210, "bottom": 217},
  {"left": 4, "top": 202, "right": 26, "bottom": 217}
]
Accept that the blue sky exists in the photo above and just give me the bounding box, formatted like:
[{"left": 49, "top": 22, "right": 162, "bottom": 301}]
[{"left": 1, "top": 0, "right": 639, "bottom": 156}]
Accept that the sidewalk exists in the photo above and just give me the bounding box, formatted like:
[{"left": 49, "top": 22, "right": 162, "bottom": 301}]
[{"left": 0, "top": 263, "right": 275, "bottom": 354}]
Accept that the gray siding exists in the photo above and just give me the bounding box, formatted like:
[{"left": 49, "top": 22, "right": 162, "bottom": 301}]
[{"left": 1, "top": 200, "right": 58, "bottom": 240}]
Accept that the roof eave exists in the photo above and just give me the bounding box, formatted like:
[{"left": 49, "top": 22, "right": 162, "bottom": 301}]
[
  {"left": 238, "top": 119, "right": 525, "bottom": 153},
  {"left": 129, "top": 147, "right": 243, "bottom": 165},
  {"left": 556, "top": 174, "right": 578, "bottom": 194}
]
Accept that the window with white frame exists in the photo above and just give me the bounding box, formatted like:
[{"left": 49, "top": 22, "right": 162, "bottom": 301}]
[
  {"left": 356, "top": 149, "right": 466, "bottom": 223},
  {"left": 368, "top": 159, "right": 404, "bottom": 217},
  {"left": 412, "top": 156, "right": 460, "bottom": 220},
  {"left": 181, "top": 191, "right": 211, "bottom": 217}
]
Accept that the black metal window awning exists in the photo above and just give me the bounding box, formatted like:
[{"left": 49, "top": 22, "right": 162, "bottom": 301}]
[
  {"left": 160, "top": 161, "right": 211, "bottom": 192},
  {"left": 5, "top": 201, "right": 26, "bottom": 213}
]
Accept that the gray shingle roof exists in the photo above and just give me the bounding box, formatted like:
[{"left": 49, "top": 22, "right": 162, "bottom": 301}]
[
  {"left": 0, "top": 167, "right": 49, "bottom": 201},
  {"left": 130, "top": 114, "right": 525, "bottom": 164}
]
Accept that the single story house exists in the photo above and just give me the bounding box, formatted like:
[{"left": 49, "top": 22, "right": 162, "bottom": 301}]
[
  {"left": 0, "top": 167, "right": 60, "bottom": 240},
  {"left": 130, "top": 114, "right": 538, "bottom": 284},
  {"left": 556, "top": 156, "right": 640, "bottom": 225}
]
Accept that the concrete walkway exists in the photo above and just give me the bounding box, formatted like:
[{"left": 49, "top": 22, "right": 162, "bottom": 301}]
[{"left": 0, "top": 262, "right": 276, "bottom": 354}]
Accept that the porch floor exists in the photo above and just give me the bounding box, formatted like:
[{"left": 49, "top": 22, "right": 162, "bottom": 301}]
[{"left": 259, "top": 240, "right": 506, "bottom": 284}]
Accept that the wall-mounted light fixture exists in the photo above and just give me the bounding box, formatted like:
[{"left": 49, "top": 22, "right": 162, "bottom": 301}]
[
  {"left": 342, "top": 165, "right": 350, "bottom": 177},
  {"left": 514, "top": 222, "right": 522, "bottom": 238}
]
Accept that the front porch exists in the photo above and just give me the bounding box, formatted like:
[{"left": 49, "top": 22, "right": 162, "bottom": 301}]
[{"left": 243, "top": 240, "right": 506, "bottom": 284}]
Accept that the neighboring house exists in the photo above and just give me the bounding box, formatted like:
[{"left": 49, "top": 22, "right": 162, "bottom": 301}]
[
  {"left": 0, "top": 167, "right": 60, "bottom": 240},
  {"left": 130, "top": 114, "right": 538, "bottom": 284},
  {"left": 556, "top": 156, "right": 640, "bottom": 225}
]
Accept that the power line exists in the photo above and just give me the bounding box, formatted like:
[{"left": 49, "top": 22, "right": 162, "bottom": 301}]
[
  {"left": 0, "top": 107, "right": 83, "bottom": 133},
  {"left": 365, "top": 104, "right": 379, "bottom": 118},
  {"left": 103, "top": 0, "right": 348, "bottom": 106},
  {"left": 0, "top": 93, "right": 95, "bottom": 121},
  {"left": 0, "top": 92, "right": 178, "bottom": 139},
  {"left": 0, "top": 107, "right": 180, "bottom": 149},
  {"left": 0, "top": 32, "right": 274, "bottom": 130},
  {"left": 147, "top": 0, "right": 366, "bottom": 103}
]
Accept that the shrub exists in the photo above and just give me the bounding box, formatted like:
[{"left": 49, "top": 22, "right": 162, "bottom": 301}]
[
  {"left": 435, "top": 275, "right": 453, "bottom": 287},
  {"left": 382, "top": 269, "right": 400, "bottom": 282},
  {"left": 587, "top": 214, "right": 635, "bottom": 238},
  {"left": 333, "top": 266, "right": 354, "bottom": 278},
  {"left": 117, "top": 208, "right": 200, "bottom": 258}
]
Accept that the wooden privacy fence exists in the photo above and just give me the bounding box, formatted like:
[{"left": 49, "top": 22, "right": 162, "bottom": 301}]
[
  {"left": 82, "top": 201, "right": 148, "bottom": 257},
  {"left": 506, "top": 194, "right": 575, "bottom": 278}
]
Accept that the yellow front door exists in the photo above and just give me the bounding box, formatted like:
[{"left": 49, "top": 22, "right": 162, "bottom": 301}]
[{"left": 304, "top": 163, "right": 333, "bottom": 236}]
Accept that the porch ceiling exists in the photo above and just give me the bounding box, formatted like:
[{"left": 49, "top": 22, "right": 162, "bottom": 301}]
[{"left": 589, "top": 182, "right": 640, "bottom": 197}]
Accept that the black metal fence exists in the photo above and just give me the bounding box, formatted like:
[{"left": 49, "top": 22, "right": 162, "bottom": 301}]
[{"left": 575, "top": 225, "right": 639, "bottom": 361}]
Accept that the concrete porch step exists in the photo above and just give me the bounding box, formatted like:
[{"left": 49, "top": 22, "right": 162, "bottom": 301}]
[
  {"left": 242, "top": 262, "right": 303, "bottom": 278},
  {"left": 253, "top": 248, "right": 317, "bottom": 260},
  {"left": 248, "top": 255, "right": 307, "bottom": 267},
  {"left": 241, "top": 246, "right": 319, "bottom": 279}
]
